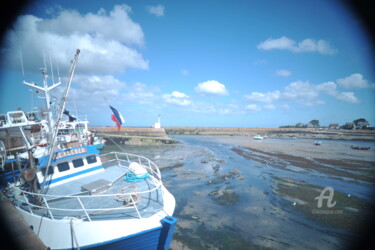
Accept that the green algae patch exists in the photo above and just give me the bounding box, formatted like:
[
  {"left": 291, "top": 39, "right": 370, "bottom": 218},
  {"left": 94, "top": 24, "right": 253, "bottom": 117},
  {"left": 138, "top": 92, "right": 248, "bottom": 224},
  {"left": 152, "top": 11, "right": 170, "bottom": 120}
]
[{"left": 208, "top": 189, "right": 240, "bottom": 205}]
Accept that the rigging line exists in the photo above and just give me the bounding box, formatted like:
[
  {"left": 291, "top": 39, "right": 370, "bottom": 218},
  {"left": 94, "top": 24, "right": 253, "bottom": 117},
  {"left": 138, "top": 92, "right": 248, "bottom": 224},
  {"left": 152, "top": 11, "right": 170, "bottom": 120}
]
[
  {"left": 56, "top": 58, "right": 61, "bottom": 83},
  {"left": 49, "top": 54, "right": 55, "bottom": 84},
  {"left": 72, "top": 90, "right": 78, "bottom": 118},
  {"left": 102, "top": 93, "right": 109, "bottom": 106},
  {"left": 19, "top": 49, "right": 25, "bottom": 81},
  {"left": 43, "top": 51, "right": 47, "bottom": 72},
  {"left": 104, "top": 135, "right": 127, "bottom": 153}
]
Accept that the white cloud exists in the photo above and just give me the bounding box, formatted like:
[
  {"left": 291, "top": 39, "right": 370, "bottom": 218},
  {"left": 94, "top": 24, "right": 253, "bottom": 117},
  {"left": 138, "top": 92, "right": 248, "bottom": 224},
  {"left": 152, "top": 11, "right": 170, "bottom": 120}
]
[
  {"left": 2, "top": 5, "right": 149, "bottom": 74},
  {"left": 276, "top": 69, "right": 291, "bottom": 77},
  {"left": 336, "top": 73, "right": 374, "bottom": 89},
  {"left": 263, "top": 104, "right": 276, "bottom": 110},
  {"left": 124, "top": 82, "right": 158, "bottom": 105},
  {"left": 336, "top": 92, "right": 360, "bottom": 103},
  {"left": 68, "top": 74, "right": 126, "bottom": 107},
  {"left": 189, "top": 102, "right": 244, "bottom": 115},
  {"left": 244, "top": 90, "right": 281, "bottom": 103},
  {"left": 283, "top": 81, "right": 322, "bottom": 105},
  {"left": 244, "top": 78, "right": 364, "bottom": 107},
  {"left": 244, "top": 103, "right": 290, "bottom": 112},
  {"left": 163, "top": 91, "right": 191, "bottom": 106},
  {"left": 38, "top": 5, "right": 144, "bottom": 45},
  {"left": 195, "top": 80, "right": 229, "bottom": 96},
  {"left": 257, "top": 36, "right": 337, "bottom": 55},
  {"left": 246, "top": 104, "right": 261, "bottom": 112},
  {"left": 147, "top": 5, "right": 165, "bottom": 17},
  {"left": 316, "top": 81, "right": 338, "bottom": 96}
]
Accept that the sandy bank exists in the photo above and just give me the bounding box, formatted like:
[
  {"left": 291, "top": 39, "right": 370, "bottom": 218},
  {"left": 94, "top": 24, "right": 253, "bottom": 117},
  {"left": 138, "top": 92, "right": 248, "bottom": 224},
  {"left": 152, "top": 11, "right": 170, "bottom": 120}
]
[{"left": 214, "top": 136, "right": 375, "bottom": 162}]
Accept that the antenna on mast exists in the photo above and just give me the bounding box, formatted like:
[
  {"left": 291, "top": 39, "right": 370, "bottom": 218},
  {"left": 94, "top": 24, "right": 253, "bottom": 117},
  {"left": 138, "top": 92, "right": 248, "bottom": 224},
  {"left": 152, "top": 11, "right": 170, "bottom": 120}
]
[
  {"left": 43, "top": 51, "right": 47, "bottom": 72},
  {"left": 49, "top": 54, "right": 55, "bottom": 84},
  {"left": 56, "top": 59, "right": 61, "bottom": 83}
]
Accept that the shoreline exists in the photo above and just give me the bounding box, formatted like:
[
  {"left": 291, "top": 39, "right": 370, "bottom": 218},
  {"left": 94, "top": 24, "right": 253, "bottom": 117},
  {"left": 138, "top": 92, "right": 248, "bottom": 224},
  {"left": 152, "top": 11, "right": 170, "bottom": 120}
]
[
  {"left": 213, "top": 135, "right": 375, "bottom": 161},
  {"left": 165, "top": 127, "right": 375, "bottom": 141}
]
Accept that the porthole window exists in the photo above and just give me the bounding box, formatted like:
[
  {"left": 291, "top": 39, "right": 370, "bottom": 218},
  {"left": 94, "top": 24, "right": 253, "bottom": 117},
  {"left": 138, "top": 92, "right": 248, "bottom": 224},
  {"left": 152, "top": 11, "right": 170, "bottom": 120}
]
[
  {"left": 57, "top": 162, "right": 70, "bottom": 172},
  {"left": 41, "top": 166, "right": 54, "bottom": 176},
  {"left": 72, "top": 158, "right": 84, "bottom": 168},
  {"left": 86, "top": 155, "right": 97, "bottom": 164}
]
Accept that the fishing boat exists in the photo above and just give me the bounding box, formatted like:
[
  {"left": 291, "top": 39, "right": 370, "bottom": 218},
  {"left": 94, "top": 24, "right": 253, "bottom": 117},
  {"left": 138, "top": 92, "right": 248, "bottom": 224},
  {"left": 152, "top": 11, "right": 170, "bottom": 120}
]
[
  {"left": 57, "top": 115, "right": 107, "bottom": 150},
  {"left": 0, "top": 49, "right": 177, "bottom": 249},
  {"left": 314, "top": 141, "right": 321, "bottom": 146}
]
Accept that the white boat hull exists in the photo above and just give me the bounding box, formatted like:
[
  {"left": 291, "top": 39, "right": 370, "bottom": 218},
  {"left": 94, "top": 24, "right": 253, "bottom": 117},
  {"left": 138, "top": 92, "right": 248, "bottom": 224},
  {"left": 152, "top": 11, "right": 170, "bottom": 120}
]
[{"left": 16, "top": 186, "right": 176, "bottom": 249}]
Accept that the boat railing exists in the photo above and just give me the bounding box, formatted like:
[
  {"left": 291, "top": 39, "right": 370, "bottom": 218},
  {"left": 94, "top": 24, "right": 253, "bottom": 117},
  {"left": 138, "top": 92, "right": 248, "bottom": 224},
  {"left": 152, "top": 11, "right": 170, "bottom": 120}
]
[
  {"left": 10, "top": 152, "right": 165, "bottom": 222},
  {"left": 100, "top": 151, "right": 162, "bottom": 181}
]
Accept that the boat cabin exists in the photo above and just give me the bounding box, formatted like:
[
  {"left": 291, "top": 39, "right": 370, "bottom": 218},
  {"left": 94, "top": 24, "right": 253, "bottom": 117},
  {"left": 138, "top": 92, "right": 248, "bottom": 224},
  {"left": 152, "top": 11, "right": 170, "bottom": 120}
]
[{"left": 36, "top": 145, "right": 104, "bottom": 188}]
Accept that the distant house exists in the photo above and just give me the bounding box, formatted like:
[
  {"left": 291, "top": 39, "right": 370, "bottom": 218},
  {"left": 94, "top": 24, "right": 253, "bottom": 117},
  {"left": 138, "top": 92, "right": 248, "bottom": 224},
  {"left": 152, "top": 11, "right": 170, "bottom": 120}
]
[
  {"left": 329, "top": 123, "right": 339, "bottom": 129},
  {"left": 306, "top": 123, "right": 314, "bottom": 128},
  {"left": 295, "top": 122, "right": 305, "bottom": 128}
]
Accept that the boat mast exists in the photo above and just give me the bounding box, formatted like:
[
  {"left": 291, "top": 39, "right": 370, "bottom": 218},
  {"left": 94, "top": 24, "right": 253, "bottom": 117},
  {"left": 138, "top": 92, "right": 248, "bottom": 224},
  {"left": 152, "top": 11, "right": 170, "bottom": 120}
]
[
  {"left": 39, "top": 49, "right": 80, "bottom": 192},
  {"left": 23, "top": 68, "right": 61, "bottom": 143}
]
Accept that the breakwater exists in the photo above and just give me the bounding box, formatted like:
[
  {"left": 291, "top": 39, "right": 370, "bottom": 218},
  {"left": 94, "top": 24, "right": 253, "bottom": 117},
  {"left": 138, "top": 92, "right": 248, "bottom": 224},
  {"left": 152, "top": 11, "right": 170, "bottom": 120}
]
[{"left": 89, "top": 127, "right": 177, "bottom": 145}]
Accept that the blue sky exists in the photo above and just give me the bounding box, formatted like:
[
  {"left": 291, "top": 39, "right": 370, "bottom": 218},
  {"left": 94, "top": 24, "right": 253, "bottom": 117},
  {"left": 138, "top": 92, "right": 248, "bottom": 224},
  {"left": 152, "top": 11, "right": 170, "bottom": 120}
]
[{"left": 0, "top": 0, "right": 374, "bottom": 127}]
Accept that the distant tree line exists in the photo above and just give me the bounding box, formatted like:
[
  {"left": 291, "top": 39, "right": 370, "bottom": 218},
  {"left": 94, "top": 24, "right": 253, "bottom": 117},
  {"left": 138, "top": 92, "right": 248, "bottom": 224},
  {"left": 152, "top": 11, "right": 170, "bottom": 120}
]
[
  {"left": 279, "top": 118, "right": 371, "bottom": 130},
  {"left": 340, "top": 118, "right": 370, "bottom": 130}
]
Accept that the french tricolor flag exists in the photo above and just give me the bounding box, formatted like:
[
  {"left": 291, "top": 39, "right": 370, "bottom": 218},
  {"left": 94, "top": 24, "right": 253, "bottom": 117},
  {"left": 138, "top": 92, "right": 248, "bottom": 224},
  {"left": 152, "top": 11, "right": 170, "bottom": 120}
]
[{"left": 110, "top": 105, "right": 124, "bottom": 132}]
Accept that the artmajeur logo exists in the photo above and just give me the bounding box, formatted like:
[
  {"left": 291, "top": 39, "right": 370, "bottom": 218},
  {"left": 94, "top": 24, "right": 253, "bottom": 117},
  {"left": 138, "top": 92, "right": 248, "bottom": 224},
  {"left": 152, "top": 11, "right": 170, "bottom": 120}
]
[{"left": 312, "top": 186, "right": 343, "bottom": 214}]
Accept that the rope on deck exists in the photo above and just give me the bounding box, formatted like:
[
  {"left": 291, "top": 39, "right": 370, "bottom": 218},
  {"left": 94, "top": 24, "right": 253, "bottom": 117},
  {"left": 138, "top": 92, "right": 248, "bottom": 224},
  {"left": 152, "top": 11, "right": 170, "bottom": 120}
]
[{"left": 115, "top": 185, "right": 140, "bottom": 206}]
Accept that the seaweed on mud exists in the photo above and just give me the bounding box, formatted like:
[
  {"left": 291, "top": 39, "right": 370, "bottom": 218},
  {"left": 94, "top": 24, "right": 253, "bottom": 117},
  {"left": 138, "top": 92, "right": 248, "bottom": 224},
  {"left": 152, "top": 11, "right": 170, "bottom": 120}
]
[
  {"left": 206, "top": 169, "right": 243, "bottom": 185},
  {"left": 208, "top": 189, "right": 240, "bottom": 205},
  {"left": 212, "top": 164, "right": 220, "bottom": 173},
  {"left": 160, "top": 162, "right": 184, "bottom": 171}
]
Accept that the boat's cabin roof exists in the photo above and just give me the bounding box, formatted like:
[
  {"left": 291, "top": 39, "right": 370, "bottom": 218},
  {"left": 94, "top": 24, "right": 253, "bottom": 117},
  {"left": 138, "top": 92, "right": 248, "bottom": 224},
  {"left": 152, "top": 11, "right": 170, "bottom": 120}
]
[{"left": 0, "top": 111, "right": 38, "bottom": 128}]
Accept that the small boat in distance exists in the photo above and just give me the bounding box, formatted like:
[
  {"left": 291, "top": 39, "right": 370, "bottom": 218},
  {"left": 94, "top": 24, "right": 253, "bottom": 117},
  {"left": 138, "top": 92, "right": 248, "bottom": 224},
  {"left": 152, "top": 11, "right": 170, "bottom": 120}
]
[
  {"left": 351, "top": 145, "right": 371, "bottom": 150},
  {"left": 314, "top": 141, "right": 321, "bottom": 146},
  {"left": 253, "top": 135, "right": 264, "bottom": 140}
]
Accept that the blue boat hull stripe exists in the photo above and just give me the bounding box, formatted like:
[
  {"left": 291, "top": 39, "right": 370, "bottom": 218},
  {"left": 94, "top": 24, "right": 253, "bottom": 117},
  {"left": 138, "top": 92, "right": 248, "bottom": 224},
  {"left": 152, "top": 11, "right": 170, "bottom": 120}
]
[{"left": 41, "top": 165, "right": 103, "bottom": 186}]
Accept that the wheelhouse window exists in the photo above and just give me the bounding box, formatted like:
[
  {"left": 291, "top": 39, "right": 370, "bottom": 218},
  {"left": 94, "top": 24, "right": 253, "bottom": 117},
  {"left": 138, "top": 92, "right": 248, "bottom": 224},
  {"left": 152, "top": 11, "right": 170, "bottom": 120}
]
[
  {"left": 57, "top": 162, "right": 70, "bottom": 172},
  {"left": 86, "top": 155, "right": 97, "bottom": 164},
  {"left": 72, "top": 158, "right": 84, "bottom": 168},
  {"left": 41, "top": 166, "right": 54, "bottom": 176}
]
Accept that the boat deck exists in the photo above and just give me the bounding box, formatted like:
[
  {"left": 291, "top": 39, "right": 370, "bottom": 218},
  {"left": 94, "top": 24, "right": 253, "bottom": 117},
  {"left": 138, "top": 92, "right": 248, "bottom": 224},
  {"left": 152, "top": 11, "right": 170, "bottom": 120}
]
[{"left": 15, "top": 160, "right": 165, "bottom": 221}]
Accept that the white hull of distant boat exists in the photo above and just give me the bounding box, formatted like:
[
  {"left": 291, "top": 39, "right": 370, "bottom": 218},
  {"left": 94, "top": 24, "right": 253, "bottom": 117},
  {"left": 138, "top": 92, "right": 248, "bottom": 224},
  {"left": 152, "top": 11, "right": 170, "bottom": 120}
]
[{"left": 253, "top": 135, "right": 263, "bottom": 140}]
